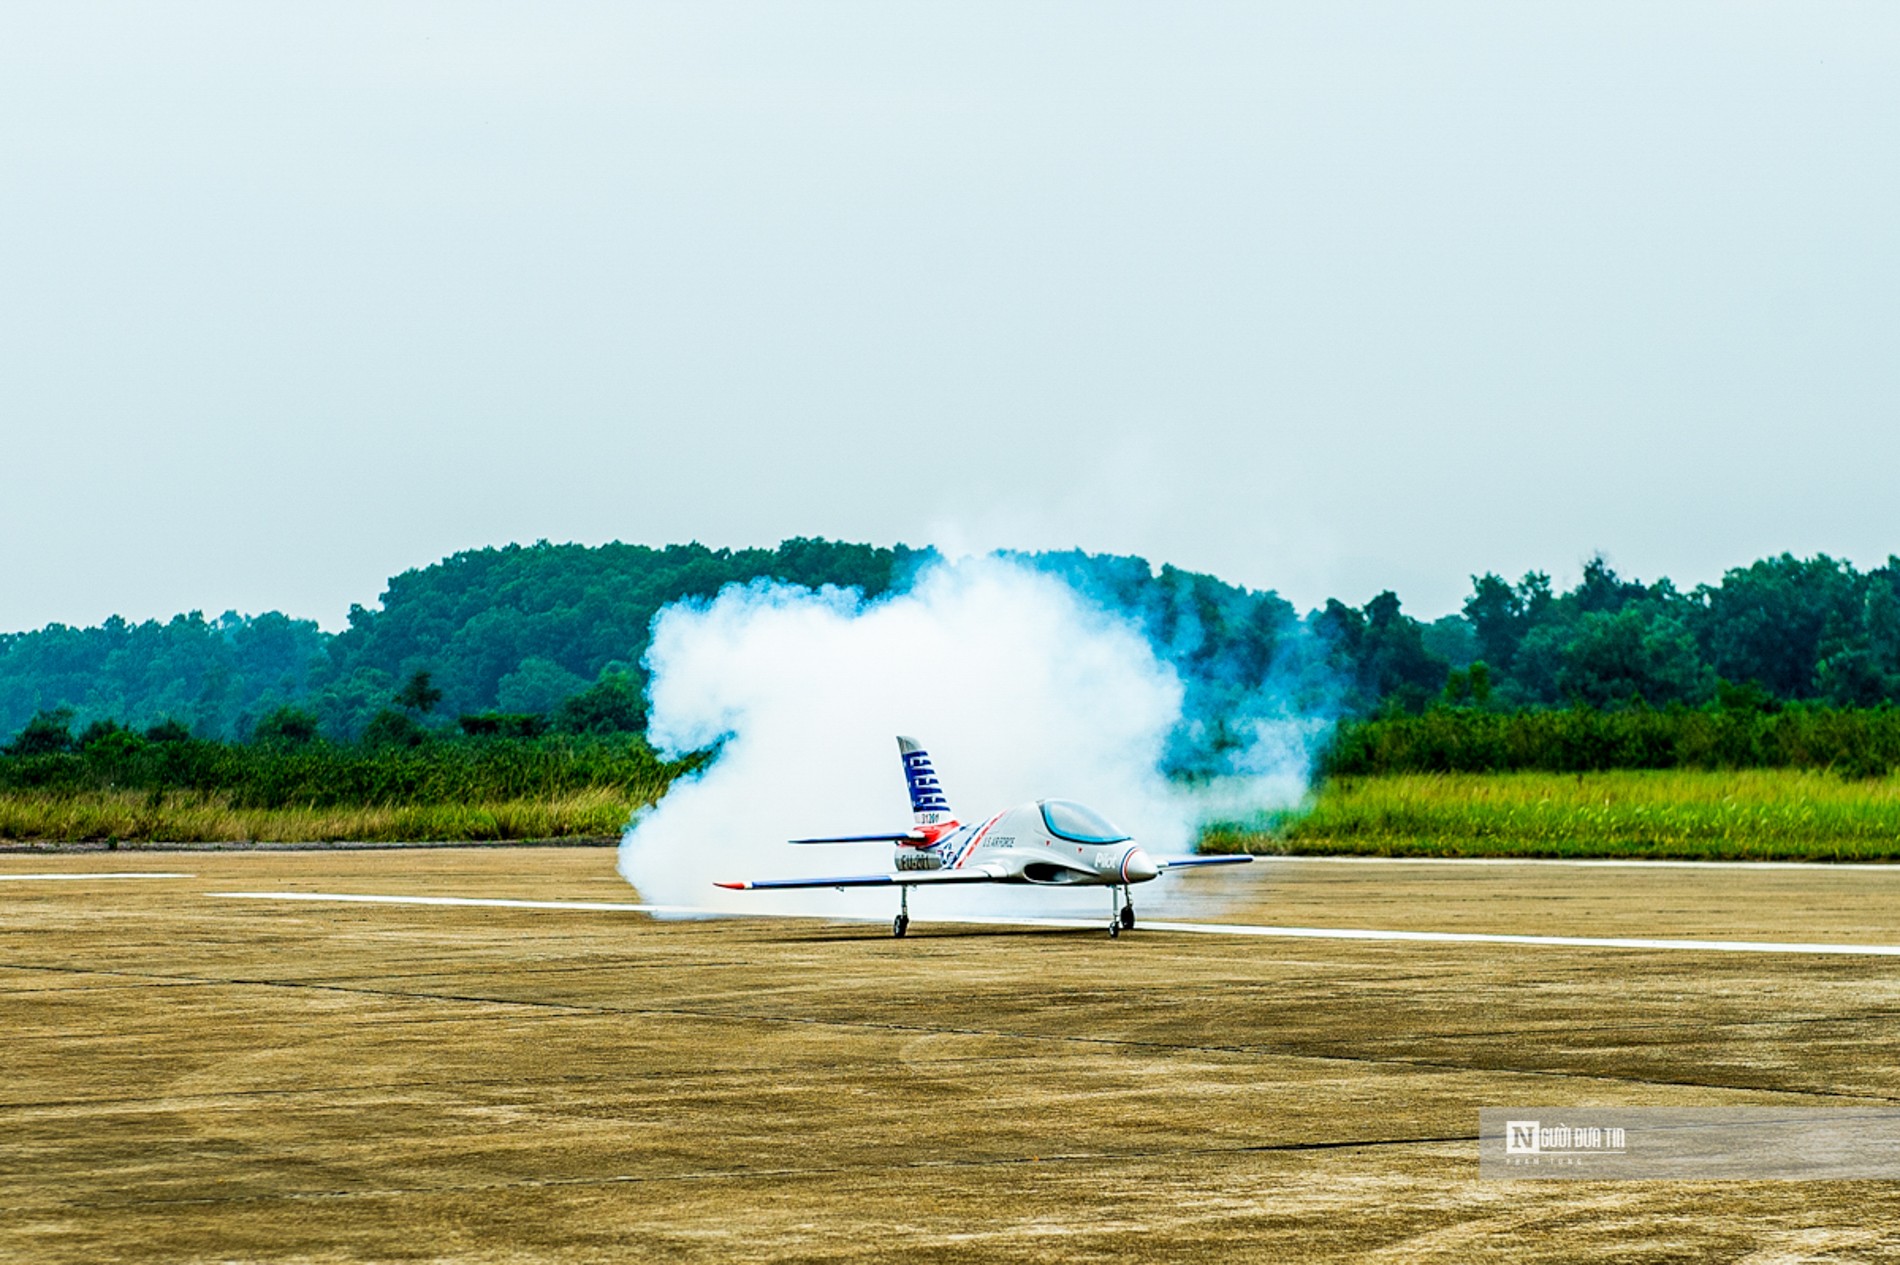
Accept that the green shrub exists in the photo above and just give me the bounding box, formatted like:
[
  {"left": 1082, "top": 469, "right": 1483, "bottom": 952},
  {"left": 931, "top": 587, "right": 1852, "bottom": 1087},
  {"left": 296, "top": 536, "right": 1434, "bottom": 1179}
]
[
  {"left": 458, "top": 713, "right": 549, "bottom": 738},
  {"left": 0, "top": 729, "right": 695, "bottom": 809},
  {"left": 1321, "top": 705, "right": 1900, "bottom": 776},
  {"left": 7, "top": 709, "right": 76, "bottom": 757}
]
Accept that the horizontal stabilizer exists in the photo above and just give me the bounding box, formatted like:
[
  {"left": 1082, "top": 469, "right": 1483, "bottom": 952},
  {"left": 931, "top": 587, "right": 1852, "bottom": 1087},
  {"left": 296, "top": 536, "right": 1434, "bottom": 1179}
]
[
  {"left": 788, "top": 831, "right": 924, "bottom": 845},
  {"left": 1156, "top": 855, "right": 1254, "bottom": 870},
  {"left": 716, "top": 865, "right": 1007, "bottom": 891}
]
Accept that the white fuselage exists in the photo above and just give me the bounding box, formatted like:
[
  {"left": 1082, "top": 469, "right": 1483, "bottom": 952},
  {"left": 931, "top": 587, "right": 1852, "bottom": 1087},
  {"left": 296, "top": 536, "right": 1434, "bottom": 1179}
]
[{"left": 899, "top": 800, "right": 1160, "bottom": 886}]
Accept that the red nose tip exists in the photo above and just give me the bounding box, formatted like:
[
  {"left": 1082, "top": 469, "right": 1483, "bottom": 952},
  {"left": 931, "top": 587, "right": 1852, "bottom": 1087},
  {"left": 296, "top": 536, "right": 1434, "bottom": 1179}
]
[{"left": 1120, "top": 847, "right": 1159, "bottom": 883}]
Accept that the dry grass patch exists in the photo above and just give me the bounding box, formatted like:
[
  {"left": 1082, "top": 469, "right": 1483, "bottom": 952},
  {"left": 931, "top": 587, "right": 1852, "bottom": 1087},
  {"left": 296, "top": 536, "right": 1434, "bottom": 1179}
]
[{"left": 0, "top": 786, "right": 634, "bottom": 843}]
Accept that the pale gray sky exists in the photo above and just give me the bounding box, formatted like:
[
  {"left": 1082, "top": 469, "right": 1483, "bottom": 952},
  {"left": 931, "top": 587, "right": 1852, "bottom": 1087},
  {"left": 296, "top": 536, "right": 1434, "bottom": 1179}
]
[{"left": 3, "top": 2, "right": 1896, "bottom": 630}]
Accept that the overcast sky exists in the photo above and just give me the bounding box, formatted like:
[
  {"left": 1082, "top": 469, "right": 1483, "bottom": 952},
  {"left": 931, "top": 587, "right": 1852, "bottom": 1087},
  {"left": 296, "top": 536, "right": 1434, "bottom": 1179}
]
[{"left": 3, "top": 2, "right": 1895, "bottom": 631}]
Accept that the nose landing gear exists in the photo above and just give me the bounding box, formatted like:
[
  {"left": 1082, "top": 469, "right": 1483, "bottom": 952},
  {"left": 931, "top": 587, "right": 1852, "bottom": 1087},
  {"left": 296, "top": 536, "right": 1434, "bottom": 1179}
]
[{"left": 1109, "top": 885, "right": 1135, "bottom": 937}]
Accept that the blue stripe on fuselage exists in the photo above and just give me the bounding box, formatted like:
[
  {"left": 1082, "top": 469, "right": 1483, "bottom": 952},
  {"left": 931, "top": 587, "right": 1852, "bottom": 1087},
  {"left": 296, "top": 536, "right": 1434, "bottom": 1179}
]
[{"left": 951, "top": 814, "right": 1001, "bottom": 869}]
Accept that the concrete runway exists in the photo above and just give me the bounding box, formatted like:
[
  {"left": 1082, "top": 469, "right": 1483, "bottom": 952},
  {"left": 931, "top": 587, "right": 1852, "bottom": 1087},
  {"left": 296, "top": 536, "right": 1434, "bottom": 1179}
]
[{"left": 5, "top": 848, "right": 1900, "bottom": 1262}]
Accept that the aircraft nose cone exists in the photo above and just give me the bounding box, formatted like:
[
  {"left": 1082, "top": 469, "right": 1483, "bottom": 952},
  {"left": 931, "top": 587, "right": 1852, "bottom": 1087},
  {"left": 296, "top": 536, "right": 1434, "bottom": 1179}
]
[{"left": 1119, "top": 847, "right": 1159, "bottom": 882}]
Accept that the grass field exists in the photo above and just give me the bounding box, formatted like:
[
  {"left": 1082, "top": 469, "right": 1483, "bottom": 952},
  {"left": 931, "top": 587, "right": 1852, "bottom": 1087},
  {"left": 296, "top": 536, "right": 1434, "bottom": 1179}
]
[
  {"left": 1220, "top": 768, "right": 1900, "bottom": 862},
  {"left": 0, "top": 782, "right": 638, "bottom": 843},
  {"left": 5, "top": 848, "right": 1900, "bottom": 1262},
  {"left": 8, "top": 768, "right": 1900, "bottom": 861},
  {"left": 0, "top": 787, "right": 637, "bottom": 844},
  {"left": 0, "top": 737, "right": 684, "bottom": 841}
]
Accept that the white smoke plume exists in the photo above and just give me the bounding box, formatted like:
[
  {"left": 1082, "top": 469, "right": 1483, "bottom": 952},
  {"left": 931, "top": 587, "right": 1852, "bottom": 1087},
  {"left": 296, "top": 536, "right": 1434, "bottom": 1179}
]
[{"left": 617, "top": 554, "right": 1312, "bottom": 919}]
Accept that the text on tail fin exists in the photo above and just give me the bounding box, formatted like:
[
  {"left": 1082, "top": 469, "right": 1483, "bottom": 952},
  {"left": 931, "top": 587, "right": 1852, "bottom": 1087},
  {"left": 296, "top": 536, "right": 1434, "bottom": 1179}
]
[{"left": 895, "top": 735, "right": 953, "bottom": 821}]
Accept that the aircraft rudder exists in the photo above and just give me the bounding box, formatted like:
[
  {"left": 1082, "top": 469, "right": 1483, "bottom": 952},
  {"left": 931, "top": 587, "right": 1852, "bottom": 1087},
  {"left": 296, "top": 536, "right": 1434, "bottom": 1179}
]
[{"left": 895, "top": 735, "right": 954, "bottom": 827}]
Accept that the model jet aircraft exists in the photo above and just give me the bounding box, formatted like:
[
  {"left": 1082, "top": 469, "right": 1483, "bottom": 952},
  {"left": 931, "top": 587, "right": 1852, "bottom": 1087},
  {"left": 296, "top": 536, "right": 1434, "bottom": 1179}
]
[{"left": 716, "top": 736, "right": 1251, "bottom": 937}]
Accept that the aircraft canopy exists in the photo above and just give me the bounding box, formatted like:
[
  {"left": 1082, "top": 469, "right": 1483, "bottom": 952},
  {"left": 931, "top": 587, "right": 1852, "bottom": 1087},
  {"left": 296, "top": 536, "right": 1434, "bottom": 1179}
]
[{"left": 1039, "top": 799, "right": 1131, "bottom": 844}]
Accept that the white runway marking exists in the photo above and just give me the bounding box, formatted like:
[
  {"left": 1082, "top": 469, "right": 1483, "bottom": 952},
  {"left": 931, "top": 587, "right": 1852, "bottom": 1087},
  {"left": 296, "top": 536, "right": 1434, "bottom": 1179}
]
[
  {"left": 207, "top": 891, "right": 1900, "bottom": 957},
  {"left": 213, "top": 892, "right": 710, "bottom": 914},
  {"left": 1257, "top": 856, "right": 1900, "bottom": 872},
  {"left": 0, "top": 872, "right": 194, "bottom": 881}
]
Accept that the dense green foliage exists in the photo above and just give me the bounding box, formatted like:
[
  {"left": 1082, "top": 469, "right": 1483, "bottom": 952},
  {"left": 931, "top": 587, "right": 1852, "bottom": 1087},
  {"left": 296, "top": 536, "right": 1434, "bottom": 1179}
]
[
  {"left": 0, "top": 611, "right": 329, "bottom": 745},
  {"left": 0, "top": 539, "right": 1312, "bottom": 755},
  {"left": 5, "top": 540, "right": 1900, "bottom": 759},
  {"left": 0, "top": 716, "right": 691, "bottom": 810},
  {"left": 14, "top": 537, "right": 1895, "bottom": 854},
  {"left": 320, "top": 538, "right": 915, "bottom": 737},
  {"left": 1323, "top": 704, "right": 1900, "bottom": 777},
  {"left": 0, "top": 540, "right": 914, "bottom": 743},
  {"left": 1453, "top": 553, "right": 1900, "bottom": 709}
]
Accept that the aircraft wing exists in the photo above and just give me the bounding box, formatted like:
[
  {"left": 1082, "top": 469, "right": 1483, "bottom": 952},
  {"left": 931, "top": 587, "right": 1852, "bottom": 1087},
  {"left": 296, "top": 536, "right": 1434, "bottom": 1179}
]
[
  {"left": 716, "top": 865, "right": 1008, "bottom": 891},
  {"left": 1155, "top": 855, "right": 1254, "bottom": 870},
  {"left": 788, "top": 831, "right": 923, "bottom": 845}
]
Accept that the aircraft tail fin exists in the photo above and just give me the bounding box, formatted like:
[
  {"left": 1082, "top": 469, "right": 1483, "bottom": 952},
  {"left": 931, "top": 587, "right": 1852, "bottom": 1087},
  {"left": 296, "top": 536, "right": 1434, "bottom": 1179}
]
[{"left": 896, "top": 736, "right": 954, "bottom": 830}]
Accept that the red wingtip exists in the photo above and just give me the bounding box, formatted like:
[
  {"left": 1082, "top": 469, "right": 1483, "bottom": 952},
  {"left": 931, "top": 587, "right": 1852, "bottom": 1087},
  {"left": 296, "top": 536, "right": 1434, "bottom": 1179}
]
[{"left": 713, "top": 881, "right": 745, "bottom": 890}]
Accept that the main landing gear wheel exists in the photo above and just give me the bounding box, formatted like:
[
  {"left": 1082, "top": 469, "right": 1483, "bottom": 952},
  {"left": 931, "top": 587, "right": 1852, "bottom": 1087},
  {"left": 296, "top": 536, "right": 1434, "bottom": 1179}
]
[{"left": 893, "top": 914, "right": 909, "bottom": 938}]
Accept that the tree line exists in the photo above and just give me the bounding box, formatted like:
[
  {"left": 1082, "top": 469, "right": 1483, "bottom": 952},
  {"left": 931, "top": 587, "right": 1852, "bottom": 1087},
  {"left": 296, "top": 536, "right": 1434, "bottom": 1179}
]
[
  {"left": 0, "top": 717, "right": 691, "bottom": 809},
  {"left": 1323, "top": 706, "right": 1900, "bottom": 778},
  {"left": 4, "top": 541, "right": 1898, "bottom": 760}
]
